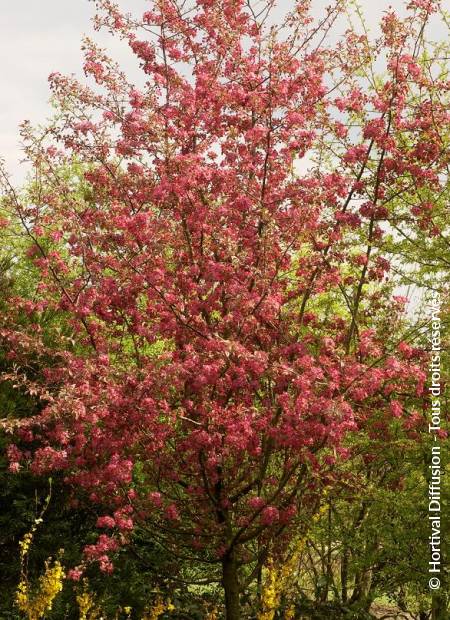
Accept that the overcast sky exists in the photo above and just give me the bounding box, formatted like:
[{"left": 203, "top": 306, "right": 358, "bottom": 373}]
[{"left": 0, "top": 0, "right": 446, "bottom": 180}]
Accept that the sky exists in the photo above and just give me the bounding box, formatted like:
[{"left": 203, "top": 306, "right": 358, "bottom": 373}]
[{"left": 0, "top": 0, "right": 447, "bottom": 180}]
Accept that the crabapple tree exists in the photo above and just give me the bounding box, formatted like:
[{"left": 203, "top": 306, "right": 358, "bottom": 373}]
[{"left": 1, "top": 0, "right": 448, "bottom": 617}]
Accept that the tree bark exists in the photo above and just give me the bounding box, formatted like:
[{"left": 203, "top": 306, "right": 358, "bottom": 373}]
[
  {"left": 431, "top": 592, "right": 448, "bottom": 620},
  {"left": 350, "top": 566, "right": 373, "bottom": 610},
  {"left": 341, "top": 546, "right": 349, "bottom": 604},
  {"left": 222, "top": 549, "right": 241, "bottom": 620}
]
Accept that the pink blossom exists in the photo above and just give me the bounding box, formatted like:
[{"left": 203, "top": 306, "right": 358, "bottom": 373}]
[
  {"left": 165, "top": 504, "right": 180, "bottom": 521},
  {"left": 67, "top": 568, "right": 83, "bottom": 581},
  {"left": 97, "top": 516, "right": 116, "bottom": 529},
  {"left": 261, "top": 506, "right": 280, "bottom": 526},
  {"left": 390, "top": 400, "right": 403, "bottom": 418}
]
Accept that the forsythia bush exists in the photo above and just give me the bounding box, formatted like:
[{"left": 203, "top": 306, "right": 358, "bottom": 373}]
[
  {"left": 15, "top": 485, "right": 65, "bottom": 620},
  {"left": 16, "top": 554, "right": 65, "bottom": 620},
  {"left": 16, "top": 524, "right": 176, "bottom": 620},
  {"left": 76, "top": 583, "right": 101, "bottom": 620},
  {"left": 142, "top": 596, "right": 175, "bottom": 620},
  {"left": 259, "top": 500, "right": 330, "bottom": 620}
]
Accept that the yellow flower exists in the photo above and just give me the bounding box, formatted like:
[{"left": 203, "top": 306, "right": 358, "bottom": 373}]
[
  {"left": 77, "top": 583, "right": 100, "bottom": 620},
  {"left": 285, "top": 605, "right": 296, "bottom": 620},
  {"left": 206, "top": 606, "right": 218, "bottom": 620},
  {"left": 259, "top": 557, "right": 279, "bottom": 620},
  {"left": 16, "top": 559, "right": 65, "bottom": 620},
  {"left": 143, "top": 595, "right": 175, "bottom": 620},
  {"left": 259, "top": 527, "right": 314, "bottom": 618},
  {"left": 19, "top": 532, "right": 34, "bottom": 559}
]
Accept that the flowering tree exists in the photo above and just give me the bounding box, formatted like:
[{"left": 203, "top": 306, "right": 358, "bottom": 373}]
[{"left": 1, "top": 0, "right": 448, "bottom": 617}]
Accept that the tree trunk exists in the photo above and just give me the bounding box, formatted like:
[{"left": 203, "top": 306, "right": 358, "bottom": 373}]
[
  {"left": 350, "top": 566, "right": 373, "bottom": 611},
  {"left": 222, "top": 549, "right": 241, "bottom": 620},
  {"left": 341, "top": 547, "right": 349, "bottom": 604},
  {"left": 431, "top": 592, "right": 448, "bottom": 620}
]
